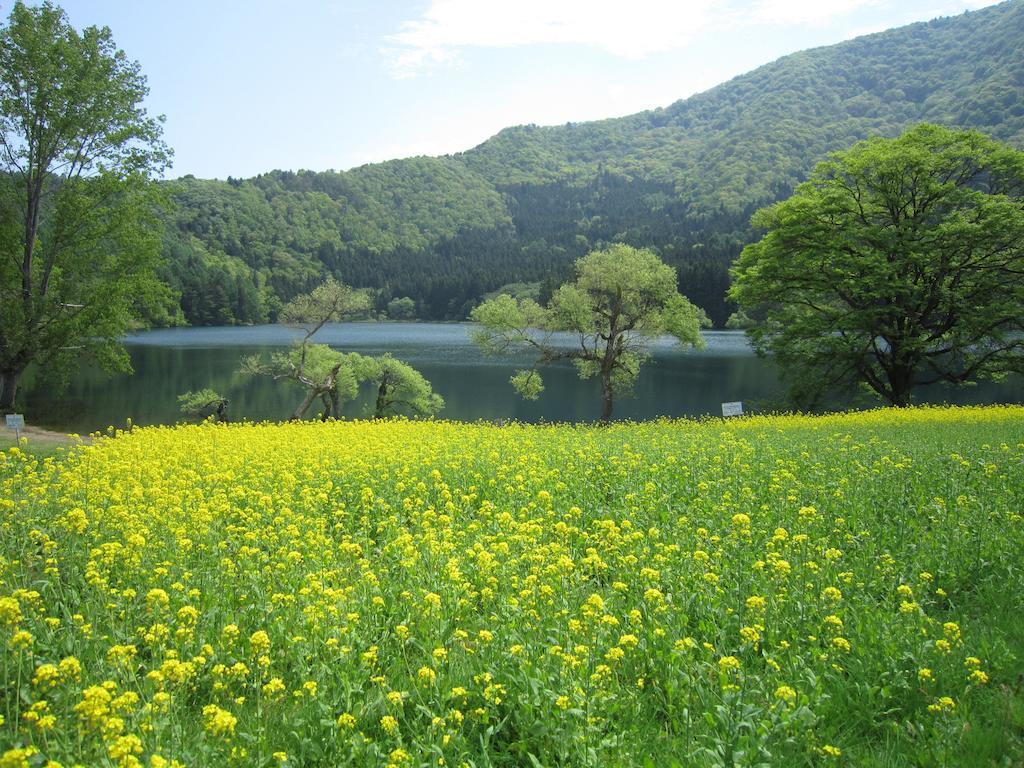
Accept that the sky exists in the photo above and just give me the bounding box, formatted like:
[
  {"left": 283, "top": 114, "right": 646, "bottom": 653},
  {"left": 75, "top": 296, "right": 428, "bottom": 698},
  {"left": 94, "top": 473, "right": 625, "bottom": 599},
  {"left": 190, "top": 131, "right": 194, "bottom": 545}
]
[{"left": 42, "top": 0, "right": 1005, "bottom": 180}]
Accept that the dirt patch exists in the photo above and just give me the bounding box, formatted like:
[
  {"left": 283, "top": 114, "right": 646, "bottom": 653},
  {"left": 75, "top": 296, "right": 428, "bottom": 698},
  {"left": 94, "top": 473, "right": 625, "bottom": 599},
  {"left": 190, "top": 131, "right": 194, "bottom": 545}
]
[{"left": 1, "top": 425, "right": 93, "bottom": 447}]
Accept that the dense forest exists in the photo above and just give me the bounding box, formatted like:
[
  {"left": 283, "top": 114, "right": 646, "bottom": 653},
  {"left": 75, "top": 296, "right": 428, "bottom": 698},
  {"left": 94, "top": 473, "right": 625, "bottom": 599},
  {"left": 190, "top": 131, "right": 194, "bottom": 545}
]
[{"left": 161, "top": 1, "right": 1024, "bottom": 327}]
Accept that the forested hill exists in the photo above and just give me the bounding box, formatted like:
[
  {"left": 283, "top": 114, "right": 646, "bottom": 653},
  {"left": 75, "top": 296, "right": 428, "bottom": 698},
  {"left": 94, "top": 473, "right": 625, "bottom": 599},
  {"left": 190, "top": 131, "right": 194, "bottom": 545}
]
[{"left": 161, "top": 0, "right": 1024, "bottom": 327}]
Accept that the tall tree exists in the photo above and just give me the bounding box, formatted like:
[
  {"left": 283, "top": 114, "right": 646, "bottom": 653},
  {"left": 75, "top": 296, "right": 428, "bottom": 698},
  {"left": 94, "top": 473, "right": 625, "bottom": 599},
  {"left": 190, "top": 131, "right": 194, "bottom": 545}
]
[
  {"left": 471, "top": 244, "right": 708, "bottom": 423},
  {"left": 0, "top": 1, "right": 171, "bottom": 412},
  {"left": 729, "top": 124, "right": 1024, "bottom": 407}
]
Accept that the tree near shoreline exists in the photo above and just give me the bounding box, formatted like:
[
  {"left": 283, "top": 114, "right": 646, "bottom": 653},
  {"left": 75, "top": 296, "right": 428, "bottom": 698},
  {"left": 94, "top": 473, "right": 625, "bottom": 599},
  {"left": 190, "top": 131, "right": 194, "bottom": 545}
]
[
  {"left": 242, "top": 278, "right": 443, "bottom": 421},
  {"left": 471, "top": 244, "right": 708, "bottom": 423},
  {"left": 242, "top": 345, "right": 363, "bottom": 422},
  {"left": 178, "top": 389, "right": 229, "bottom": 423},
  {"left": 0, "top": 1, "right": 172, "bottom": 413},
  {"left": 729, "top": 124, "right": 1024, "bottom": 408},
  {"left": 242, "top": 278, "right": 371, "bottom": 420},
  {"left": 356, "top": 354, "right": 444, "bottom": 419}
]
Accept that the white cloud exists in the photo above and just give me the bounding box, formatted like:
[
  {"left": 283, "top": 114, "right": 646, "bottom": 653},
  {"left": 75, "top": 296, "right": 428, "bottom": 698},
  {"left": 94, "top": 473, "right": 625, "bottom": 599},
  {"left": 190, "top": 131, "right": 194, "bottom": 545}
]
[
  {"left": 384, "top": 0, "right": 1004, "bottom": 77},
  {"left": 385, "top": 0, "right": 720, "bottom": 76},
  {"left": 384, "top": 0, "right": 920, "bottom": 76},
  {"left": 748, "top": 0, "right": 881, "bottom": 25}
]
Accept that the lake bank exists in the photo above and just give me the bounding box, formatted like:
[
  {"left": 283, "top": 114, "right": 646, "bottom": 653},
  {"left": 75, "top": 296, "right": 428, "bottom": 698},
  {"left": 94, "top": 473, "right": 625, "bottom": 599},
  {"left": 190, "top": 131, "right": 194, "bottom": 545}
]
[{"left": 17, "top": 323, "right": 1024, "bottom": 433}]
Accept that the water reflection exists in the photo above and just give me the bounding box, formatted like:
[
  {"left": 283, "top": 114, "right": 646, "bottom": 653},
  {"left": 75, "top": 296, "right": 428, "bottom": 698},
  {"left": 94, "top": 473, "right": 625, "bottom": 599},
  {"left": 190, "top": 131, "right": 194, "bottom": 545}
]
[{"left": 20, "top": 324, "right": 1023, "bottom": 432}]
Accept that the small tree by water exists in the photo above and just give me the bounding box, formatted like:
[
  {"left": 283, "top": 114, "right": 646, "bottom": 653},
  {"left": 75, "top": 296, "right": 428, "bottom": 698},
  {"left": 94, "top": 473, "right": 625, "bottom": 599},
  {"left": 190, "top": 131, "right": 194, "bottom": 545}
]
[
  {"left": 355, "top": 354, "right": 444, "bottom": 419},
  {"left": 178, "top": 389, "right": 229, "bottom": 423},
  {"left": 242, "top": 279, "right": 442, "bottom": 421},
  {"left": 471, "top": 244, "right": 708, "bottom": 423}
]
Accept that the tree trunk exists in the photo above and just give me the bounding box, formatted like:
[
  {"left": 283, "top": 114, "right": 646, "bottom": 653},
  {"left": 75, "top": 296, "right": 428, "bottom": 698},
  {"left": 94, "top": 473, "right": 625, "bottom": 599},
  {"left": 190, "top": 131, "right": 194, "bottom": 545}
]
[
  {"left": 600, "top": 370, "right": 614, "bottom": 424},
  {"left": 215, "top": 400, "right": 229, "bottom": 423},
  {"left": 598, "top": 322, "right": 620, "bottom": 425},
  {"left": 374, "top": 379, "right": 388, "bottom": 419},
  {"left": 323, "top": 363, "right": 343, "bottom": 420},
  {"left": 291, "top": 388, "right": 318, "bottom": 421},
  {"left": 0, "top": 368, "right": 23, "bottom": 414},
  {"left": 886, "top": 361, "right": 915, "bottom": 407},
  {"left": 889, "top": 389, "right": 911, "bottom": 407}
]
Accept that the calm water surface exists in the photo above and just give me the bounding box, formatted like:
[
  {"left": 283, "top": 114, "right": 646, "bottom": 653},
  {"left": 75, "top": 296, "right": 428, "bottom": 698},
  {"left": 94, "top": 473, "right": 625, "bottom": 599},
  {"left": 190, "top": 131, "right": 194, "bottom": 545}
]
[{"left": 20, "top": 324, "right": 1024, "bottom": 432}]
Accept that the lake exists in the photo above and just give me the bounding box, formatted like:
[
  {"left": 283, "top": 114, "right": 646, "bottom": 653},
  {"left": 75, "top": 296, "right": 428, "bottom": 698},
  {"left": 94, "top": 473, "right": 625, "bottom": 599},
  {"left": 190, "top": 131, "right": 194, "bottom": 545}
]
[{"left": 19, "top": 323, "right": 1024, "bottom": 433}]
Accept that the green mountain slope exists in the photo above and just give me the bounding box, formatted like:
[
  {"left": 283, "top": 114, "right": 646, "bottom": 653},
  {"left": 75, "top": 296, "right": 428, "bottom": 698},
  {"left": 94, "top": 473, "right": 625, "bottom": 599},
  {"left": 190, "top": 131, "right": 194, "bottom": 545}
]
[{"left": 163, "top": 0, "right": 1024, "bottom": 326}]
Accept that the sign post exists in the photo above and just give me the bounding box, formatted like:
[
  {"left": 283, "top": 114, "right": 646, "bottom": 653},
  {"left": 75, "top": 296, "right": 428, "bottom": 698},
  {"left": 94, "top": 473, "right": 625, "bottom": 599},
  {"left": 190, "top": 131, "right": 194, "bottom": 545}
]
[
  {"left": 5, "top": 413, "right": 25, "bottom": 443},
  {"left": 721, "top": 401, "right": 743, "bottom": 418}
]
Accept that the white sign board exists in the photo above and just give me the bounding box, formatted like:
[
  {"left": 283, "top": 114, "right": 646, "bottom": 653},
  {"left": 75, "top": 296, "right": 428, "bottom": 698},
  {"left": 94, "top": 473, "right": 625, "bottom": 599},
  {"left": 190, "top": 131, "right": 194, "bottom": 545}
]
[
  {"left": 721, "top": 401, "right": 743, "bottom": 418},
  {"left": 5, "top": 413, "right": 24, "bottom": 442}
]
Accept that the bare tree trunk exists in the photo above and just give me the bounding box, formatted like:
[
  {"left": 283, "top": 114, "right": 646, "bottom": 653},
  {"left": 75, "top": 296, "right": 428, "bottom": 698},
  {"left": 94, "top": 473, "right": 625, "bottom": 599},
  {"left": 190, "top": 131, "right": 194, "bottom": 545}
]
[
  {"left": 884, "top": 360, "right": 915, "bottom": 407},
  {"left": 291, "top": 388, "right": 318, "bottom": 421},
  {"left": 598, "top": 321, "right": 619, "bottom": 425},
  {"left": 600, "top": 370, "right": 614, "bottom": 425},
  {"left": 889, "top": 389, "right": 911, "bottom": 407},
  {"left": 374, "top": 378, "right": 388, "bottom": 419},
  {"left": 0, "top": 368, "right": 23, "bottom": 414},
  {"left": 892, "top": 367, "right": 914, "bottom": 407},
  {"left": 323, "top": 362, "right": 343, "bottom": 420}
]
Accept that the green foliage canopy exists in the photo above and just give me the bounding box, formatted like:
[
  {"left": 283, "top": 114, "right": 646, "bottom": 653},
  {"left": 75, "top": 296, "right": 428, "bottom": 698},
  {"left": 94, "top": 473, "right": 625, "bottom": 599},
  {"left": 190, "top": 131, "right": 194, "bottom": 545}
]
[
  {"left": 178, "top": 388, "right": 229, "bottom": 422},
  {"left": 243, "top": 279, "right": 441, "bottom": 421},
  {"left": 472, "top": 244, "right": 708, "bottom": 422},
  {"left": 386, "top": 296, "right": 416, "bottom": 320},
  {"left": 241, "top": 344, "right": 360, "bottom": 422},
  {"left": 355, "top": 354, "right": 444, "bottom": 419},
  {"left": 279, "top": 276, "right": 371, "bottom": 340},
  {"left": 729, "top": 124, "right": 1024, "bottom": 407}
]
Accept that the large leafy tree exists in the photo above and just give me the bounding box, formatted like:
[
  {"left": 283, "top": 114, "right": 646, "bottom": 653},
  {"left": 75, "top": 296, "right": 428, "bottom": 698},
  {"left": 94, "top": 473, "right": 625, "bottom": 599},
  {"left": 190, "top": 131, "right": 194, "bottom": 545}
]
[
  {"left": 0, "top": 1, "right": 171, "bottom": 412},
  {"left": 472, "top": 244, "right": 708, "bottom": 423},
  {"left": 729, "top": 124, "right": 1024, "bottom": 407}
]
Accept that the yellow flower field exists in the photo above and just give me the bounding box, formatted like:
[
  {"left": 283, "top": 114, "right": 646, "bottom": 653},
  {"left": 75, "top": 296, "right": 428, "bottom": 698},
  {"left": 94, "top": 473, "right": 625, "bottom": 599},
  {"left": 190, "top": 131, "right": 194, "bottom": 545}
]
[{"left": 1, "top": 406, "right": 1022, "bottom": 767}]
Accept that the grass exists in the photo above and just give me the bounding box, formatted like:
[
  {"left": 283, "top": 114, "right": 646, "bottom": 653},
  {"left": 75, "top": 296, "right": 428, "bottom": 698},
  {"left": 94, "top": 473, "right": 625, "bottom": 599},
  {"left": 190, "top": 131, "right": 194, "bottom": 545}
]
[
  {"left": 0, "top": 440, "right": 68, "bottom": 462},
  {"left": 0, "top": 406, "right": 1021, "bottom": 767},
  {"left": 0, "top": 426, "right": 86, "bottom": 459}
]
